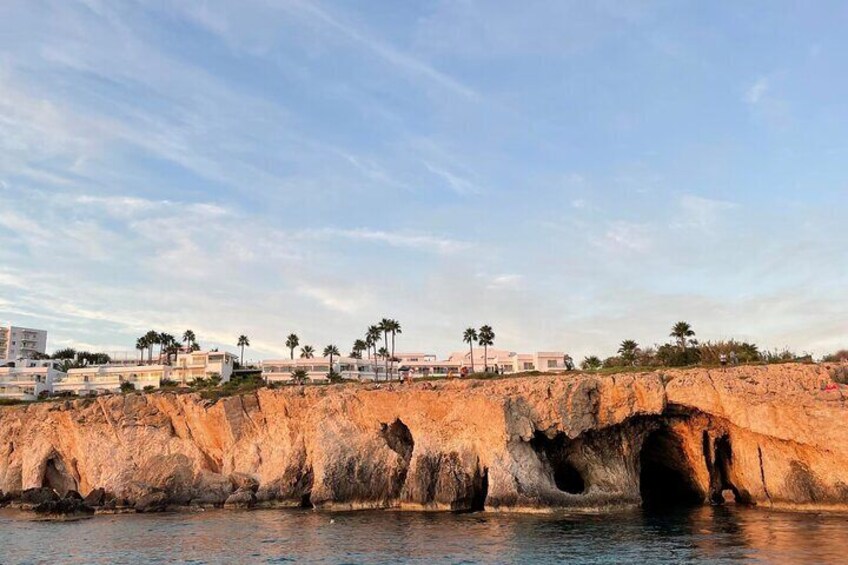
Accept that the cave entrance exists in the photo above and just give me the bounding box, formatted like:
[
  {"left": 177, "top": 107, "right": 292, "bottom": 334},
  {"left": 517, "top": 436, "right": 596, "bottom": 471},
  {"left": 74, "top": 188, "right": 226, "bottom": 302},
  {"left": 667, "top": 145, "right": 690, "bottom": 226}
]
[
  {"left": 709, "top": 435, "right": 750, "bottom": 505},
  {"left": 639, "top": 429, "right": 703, "bottom": 509},
  {"left": 42, "top": 455, "right": 77, "bottom": 495},
  {"left": 530, "top": 431, "right": 587, "bottom": 495},
  {"left": 470, "top": 467, "right": 489, "bottom": 512},
  {"left": 380, "top": 419, "right": 414, "bottom": 462}
]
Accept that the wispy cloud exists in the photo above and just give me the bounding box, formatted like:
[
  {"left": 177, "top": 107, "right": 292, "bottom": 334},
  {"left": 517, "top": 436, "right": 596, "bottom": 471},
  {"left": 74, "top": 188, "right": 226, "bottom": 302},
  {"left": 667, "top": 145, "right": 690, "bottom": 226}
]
[
  {"left": 302, "top": 227, "right": 472, "bottom": 254},
  {"left": 423, "top": 161, "right": 482, "bottom": 195},
  {"left": 598, "top": 222, "right": 654, "bottom": 253},
  {"left": 745, "top": 77, "right": 769, "bottom": 105},
  {"left": 289, "top": 0, "right": 477, "bottom": 99},
  {"left": 671, "top": 194, "right": 736, "bottom": 233}
]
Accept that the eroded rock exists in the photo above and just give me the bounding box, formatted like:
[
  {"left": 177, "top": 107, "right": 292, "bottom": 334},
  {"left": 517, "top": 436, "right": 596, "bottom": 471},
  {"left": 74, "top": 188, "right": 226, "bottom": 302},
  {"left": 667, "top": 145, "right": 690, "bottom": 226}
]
[{"left": 0, "top": 364, "right": 844, "bottom": 512}]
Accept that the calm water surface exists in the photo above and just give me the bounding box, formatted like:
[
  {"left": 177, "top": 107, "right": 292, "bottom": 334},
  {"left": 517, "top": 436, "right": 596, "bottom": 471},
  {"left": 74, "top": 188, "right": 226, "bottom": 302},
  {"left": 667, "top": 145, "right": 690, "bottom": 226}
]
[{"left": 1, "top": 506, "right": 846, "bottom": 564}]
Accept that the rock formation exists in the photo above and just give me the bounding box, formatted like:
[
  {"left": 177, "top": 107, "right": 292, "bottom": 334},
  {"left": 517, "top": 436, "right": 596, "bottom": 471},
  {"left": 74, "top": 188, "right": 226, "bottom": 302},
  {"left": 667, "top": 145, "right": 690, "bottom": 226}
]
[{"left": 0, "top": 363, "right": 845, "bottom": 513}]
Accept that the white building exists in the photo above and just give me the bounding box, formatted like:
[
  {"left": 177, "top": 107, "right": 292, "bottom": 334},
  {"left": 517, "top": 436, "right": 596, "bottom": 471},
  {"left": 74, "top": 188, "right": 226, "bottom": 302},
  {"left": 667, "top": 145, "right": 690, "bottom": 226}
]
[
  {"left": 53, "top": 365, "right": 170, "bottom": 396},
  {"left": 0, "top": 326, "right": 48, "bottom": 361},
  {"left": 0, "top": 359, "right": 66, "bottom": 401},
  {"left": 171, "top": 350, "right": 236, "bottom": 384},
  {"left": 261, "top": 356, "right": 386, "bottom": 384},
  {"left": 393, "top": 349, "right": 569, "bottom": 378}
]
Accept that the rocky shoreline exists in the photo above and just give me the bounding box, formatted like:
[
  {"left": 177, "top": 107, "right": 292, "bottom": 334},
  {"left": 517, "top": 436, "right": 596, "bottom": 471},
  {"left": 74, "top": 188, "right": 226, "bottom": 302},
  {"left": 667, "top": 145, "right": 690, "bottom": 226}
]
[{"left": 1, "top": 363, "right": 846, "bottom": 519}]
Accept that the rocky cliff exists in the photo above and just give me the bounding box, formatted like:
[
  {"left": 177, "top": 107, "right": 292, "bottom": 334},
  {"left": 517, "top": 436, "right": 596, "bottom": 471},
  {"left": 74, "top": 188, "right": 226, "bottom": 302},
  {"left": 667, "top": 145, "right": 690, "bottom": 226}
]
[{"left": 1, "top": 363, "right": 846, "bottom": 513}]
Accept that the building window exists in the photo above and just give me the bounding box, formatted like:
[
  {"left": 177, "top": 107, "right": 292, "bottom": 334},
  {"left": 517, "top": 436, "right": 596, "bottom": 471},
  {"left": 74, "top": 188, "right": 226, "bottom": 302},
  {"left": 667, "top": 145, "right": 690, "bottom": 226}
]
[{"left": 547, "top": 360, "right": 558, "bottom": 368}]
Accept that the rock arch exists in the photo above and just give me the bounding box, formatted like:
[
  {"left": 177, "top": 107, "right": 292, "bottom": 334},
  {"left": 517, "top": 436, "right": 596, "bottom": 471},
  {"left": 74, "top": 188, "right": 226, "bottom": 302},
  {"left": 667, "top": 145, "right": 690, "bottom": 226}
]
[{"left": 40, "top": 451, "right": 78, "bottom": 495}]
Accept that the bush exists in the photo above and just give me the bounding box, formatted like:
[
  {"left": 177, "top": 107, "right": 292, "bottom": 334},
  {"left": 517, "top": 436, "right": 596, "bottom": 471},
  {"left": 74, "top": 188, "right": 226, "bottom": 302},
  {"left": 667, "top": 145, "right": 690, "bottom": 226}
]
[
  {"left": 581, "top": 356, "right": 602, "bottom": 371},
  {"left": 823, "top": 350, "right": 848, "bottom": 362},
  {"left": 143, "top": 385, "right": 156, "bottom": 393},
  {"left": 119, "top": 382, "right": 135, "bottom": 393},
  {"left": 831, "top": 366, "right": 848, "bottom": 385},
  {"left": 655, "top": 344, "right": 701, "bottom": 367}
]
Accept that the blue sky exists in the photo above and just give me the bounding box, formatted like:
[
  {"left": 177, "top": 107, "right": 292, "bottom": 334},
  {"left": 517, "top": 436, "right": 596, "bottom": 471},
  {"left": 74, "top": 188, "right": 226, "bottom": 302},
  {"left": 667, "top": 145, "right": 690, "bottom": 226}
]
[{"left": 0, "top": 0, "right": 846, "bottom": 361}]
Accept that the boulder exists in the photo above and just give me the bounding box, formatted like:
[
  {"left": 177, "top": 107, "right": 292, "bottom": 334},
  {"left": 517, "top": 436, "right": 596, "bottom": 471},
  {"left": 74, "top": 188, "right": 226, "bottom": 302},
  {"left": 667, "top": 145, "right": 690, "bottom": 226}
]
[
  {"left": 20, "top": 487, "right": 59, "bottom": 505},
  {"left": 64, "top": 490, "right": 83, "bottom": 501},
  {"left": 134, "top": 491, "right": 169, "bottom": 513},
  {"left": 33, "top": 497, "right": 94, "bottom": 520},
  {"left": 189, "top": 493, "right": 228, "bottom": 508},
  {"left": 224, "top": 488, "right": 256, "bottom": 510},
  {"left": 83, "top": 488, "right": 107, "bottom": 507},
  {"left": 229, "top": 472, "right": 260, "bottom": 493}
]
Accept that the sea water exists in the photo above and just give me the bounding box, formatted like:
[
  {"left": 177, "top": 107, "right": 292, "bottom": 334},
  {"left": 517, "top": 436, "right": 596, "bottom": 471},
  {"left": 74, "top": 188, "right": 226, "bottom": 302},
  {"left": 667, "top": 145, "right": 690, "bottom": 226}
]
[{"left": 1, "top": 506, "right": 846, "bottom": 564}]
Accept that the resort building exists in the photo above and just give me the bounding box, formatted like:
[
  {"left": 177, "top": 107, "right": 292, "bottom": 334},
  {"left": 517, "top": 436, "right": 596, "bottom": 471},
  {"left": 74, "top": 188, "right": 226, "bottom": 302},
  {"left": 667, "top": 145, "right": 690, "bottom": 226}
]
[
  {"left": 0, "top": 326, "right": 48, "bottom": 361},
  {"left": 443, "top": 348, "right": 569, "bottom": 373},
  {"left": 261, "top": 356, "right": 387, "bottom": 383},
  {"left": 53, "top": 365, "right": 171, "bottom": 396},
  {"left": 0, "top": 359, "right": 65, "bottom": 401},
  {"left": 393, "top": 349, "right": 569, "bottom": 378},
  {"left": 170, "top": 350, "right": 236, "bottom": 384}
]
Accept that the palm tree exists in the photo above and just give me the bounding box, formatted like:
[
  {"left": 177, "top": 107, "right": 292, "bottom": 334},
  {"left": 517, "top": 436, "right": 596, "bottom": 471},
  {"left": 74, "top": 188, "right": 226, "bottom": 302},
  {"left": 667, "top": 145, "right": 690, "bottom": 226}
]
[
  {"left": 135, "top": 337, "right": 147, "bottom": 363},
  {"left": 618, "top": 340, "right": 639, "bottom": 366},
  {"left": 379, "top": 319, "right": 392, "bottom": 379},
  {"left": 158, "top": 332, "right": 171, "bottom": 360},
  {"left": 478, "top": 325, "right": 495, "bottom": 372},
  {"left": 385, "top": 319, "right": 402, "bottom": 380},
  {"left": 292, "top": 368, "right": 308, "bottom": 385},
  {"left": 581, "top": 356, "right": 602, "bottom": 371},
  {"left": 671, "top": 321, "right": 696, "bottom": 349},
  {"left": 165, "top": 337, "right": 181, "bottom": 365},
  {"left": 351, "top": 339, "right": 367, "bottom": 359},
  {"left": 323, "top": 345, "right": 340, "bottom": 379},
  {"left": 159, "top": 333, "right": 176, "bottom": 363},
  {"left": 182, "top": 330, "right": 196, "bottom": 351},
  {"left": 366, "top": 325, "right": 382, "bottom": 374},
  {"left": 237, "top": 335, "right": 250, "bottom": 365},
  {"left": 285, "top": 334, "right": 300, "bottom": 360},
  {"left": 377, "top": 346, "right": 389, "bottom": 363},
  {"left": 300, "top": 345, "right": 315, "bottom": 359},
  {"left": 144, "top": 330, "right": 159, "bottom": 363},
  {"left": 463, "top": 328, "right": 478, "bottom": 373}
]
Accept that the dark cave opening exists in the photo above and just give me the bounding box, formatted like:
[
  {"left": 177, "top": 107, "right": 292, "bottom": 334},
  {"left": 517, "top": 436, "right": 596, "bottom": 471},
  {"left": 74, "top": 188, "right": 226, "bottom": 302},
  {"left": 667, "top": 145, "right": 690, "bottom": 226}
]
[
  {"left": 553, "top": 462, "right": 586, "bottom": 495},
  {"left": 42, "top": 456, "right": 77, "bottom": 495},
  {"left": 470, "top": 467, "right": 489, "bottom": 512},
  {"left": 639, "top": 429, "right": 703, "bottom": 509},
  {"left": 530, "top": 431, "right": 587, "bottom": 495},
  {"left": 380, "top": 419, "right": 414, "bottom": 462}
]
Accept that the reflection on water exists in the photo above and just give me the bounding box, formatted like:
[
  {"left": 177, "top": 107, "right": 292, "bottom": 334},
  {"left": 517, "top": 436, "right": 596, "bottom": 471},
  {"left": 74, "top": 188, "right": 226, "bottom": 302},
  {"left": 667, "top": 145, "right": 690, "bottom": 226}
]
[{"left": 1, "top": 505, "right": 846, "bottom": 564}]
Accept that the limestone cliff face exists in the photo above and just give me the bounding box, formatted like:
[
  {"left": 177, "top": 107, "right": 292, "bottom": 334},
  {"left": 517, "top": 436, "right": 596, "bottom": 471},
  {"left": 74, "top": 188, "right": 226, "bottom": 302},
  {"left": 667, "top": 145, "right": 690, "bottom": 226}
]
[{"left": 0, "top": 364, "right": 845, "bottom": 512}]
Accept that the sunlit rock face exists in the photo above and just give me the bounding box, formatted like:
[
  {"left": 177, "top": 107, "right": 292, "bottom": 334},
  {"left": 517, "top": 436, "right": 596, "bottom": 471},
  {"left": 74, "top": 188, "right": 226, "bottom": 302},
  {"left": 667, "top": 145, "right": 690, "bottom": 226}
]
[{"left": 0, "top": 364, "right": 845, "bottom": 512}]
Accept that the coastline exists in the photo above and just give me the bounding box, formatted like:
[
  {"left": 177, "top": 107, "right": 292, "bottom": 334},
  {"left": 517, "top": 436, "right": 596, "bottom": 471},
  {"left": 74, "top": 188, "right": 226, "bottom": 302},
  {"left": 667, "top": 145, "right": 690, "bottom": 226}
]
[{"left": 1, "top": 363, "right": 846, "bottom": 519}]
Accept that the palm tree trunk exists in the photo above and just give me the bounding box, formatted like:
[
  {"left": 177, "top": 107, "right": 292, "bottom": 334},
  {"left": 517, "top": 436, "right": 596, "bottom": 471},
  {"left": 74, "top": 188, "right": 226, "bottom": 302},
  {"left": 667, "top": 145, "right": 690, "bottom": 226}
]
[
  {"left": 240, "top": 345, "right": 244, "bottom": 366},
  {"left": 390, "top": 332, "right": 396, "bottom": 381},
  {"left": 383, "top": 330, "right": 389, "bottom": 380},
  {"left": 469, "top": 343, "right": 474, "bottom": 373},
  {"left": 484, "top": 344, "right": 488, "bottom": 373}
]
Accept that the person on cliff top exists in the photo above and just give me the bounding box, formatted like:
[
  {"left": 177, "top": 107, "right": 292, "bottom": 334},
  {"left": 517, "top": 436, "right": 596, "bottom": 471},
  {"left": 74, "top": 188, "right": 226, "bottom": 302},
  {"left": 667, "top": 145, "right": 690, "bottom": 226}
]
[
  {"left": 719, "top": 353, "right": 728, "bottom": 370},
  {"left": 730, "top": 351, "right": 739, "bottom": 365}
]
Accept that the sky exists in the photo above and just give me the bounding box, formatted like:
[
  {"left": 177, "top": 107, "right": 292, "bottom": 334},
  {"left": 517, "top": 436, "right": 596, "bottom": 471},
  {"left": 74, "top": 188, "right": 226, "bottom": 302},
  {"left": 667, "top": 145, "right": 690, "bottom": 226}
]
[{"left": 0, "top": 0, "right": 846, "bottom": 362}]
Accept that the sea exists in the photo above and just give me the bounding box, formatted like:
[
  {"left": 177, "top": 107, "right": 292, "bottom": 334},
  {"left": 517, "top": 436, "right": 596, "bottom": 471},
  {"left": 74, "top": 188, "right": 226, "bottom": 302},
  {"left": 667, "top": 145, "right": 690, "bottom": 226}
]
[{"left": 1, "top": 505, "right": 846, "bottom": 564}]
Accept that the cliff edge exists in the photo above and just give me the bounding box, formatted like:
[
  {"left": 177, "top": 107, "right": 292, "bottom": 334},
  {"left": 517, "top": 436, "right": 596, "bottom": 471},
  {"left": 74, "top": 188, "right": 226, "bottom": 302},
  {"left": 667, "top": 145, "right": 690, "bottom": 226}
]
[{"left": 1, "top": 363, "right": 845, "bottom": 512}]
